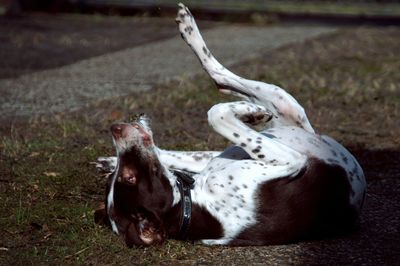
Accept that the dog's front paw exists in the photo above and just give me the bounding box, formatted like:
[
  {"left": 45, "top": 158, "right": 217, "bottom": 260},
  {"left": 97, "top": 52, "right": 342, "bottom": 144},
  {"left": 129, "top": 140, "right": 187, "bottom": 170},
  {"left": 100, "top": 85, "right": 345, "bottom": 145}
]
[{"left": 95, "top": 156, "right": 117, "bottom": 174}]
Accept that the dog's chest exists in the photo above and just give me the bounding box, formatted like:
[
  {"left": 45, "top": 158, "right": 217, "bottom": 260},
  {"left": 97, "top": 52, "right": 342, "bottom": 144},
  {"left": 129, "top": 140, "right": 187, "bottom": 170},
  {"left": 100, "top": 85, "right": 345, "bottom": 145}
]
[{"left": 190, "top": 157, "right": 295, "bottom": 241}]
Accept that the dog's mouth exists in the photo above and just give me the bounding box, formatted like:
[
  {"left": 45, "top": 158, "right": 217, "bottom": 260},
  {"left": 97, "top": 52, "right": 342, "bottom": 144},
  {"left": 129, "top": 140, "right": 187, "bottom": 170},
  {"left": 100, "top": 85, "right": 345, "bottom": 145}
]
[
  {"left": 118, "top": 165, "right": 138, "bottom": 185},
  {"left": 121, "top": 175, "right": 136, "bottom": 185}
]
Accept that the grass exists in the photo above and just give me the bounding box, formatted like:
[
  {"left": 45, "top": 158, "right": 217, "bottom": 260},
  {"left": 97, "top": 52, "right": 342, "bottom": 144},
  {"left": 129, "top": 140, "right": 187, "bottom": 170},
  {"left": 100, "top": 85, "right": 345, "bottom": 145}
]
[{"left": 0, "top": 26, "right": 399, "bottom": 264}]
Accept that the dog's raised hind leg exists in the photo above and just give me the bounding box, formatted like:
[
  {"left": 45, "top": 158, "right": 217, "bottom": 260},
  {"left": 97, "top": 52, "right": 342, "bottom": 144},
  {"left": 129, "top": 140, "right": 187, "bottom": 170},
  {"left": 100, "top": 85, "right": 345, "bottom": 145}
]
[{"left": 176, "top": 3, "right": 314, "bottom": 133}]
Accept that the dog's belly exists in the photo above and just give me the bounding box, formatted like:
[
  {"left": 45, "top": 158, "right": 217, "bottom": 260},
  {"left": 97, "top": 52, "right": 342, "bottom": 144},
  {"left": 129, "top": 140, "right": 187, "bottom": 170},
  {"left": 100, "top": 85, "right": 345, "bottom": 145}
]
[
  {"left": 260, "top": 126, "right": 352, "bottom": 164},
  {"left": 211, "top": 126, "right": 364, "bottom": 199},
  {"left": 191, "top": 127, "right": 365, "bottom": 244},
  {"left": 215, "top": 126, "right": 360, "bottom": 175}
]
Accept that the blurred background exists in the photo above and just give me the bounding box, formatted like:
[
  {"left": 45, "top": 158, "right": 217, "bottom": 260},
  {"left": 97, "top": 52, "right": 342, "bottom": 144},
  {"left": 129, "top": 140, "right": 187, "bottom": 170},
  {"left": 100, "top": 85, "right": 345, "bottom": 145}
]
[
  {"left": 1, "top": 0, "right": 399, "bottom": 80},
  {"left": 2, "top": 0, "right": 400, "bottom": 17}
]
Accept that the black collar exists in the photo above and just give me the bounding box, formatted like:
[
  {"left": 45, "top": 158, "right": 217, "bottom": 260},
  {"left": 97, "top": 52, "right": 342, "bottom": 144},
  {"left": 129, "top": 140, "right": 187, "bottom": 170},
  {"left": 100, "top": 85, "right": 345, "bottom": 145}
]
[{"left": 174, "top": 170, "right": 195, "bottom": 240}]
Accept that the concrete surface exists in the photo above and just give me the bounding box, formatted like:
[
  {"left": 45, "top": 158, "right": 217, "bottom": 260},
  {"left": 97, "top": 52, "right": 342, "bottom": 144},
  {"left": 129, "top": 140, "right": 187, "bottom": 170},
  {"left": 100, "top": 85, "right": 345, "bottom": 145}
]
[{"left": 0, "top": 24, "right": 336, "bottom": 120}]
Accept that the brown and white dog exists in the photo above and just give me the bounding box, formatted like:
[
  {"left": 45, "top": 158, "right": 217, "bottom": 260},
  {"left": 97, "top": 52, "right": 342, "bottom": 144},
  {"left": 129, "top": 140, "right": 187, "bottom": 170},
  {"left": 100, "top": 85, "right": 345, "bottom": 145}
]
[{"left": 94, "top": 3, "right": 366, "bottom": 247}]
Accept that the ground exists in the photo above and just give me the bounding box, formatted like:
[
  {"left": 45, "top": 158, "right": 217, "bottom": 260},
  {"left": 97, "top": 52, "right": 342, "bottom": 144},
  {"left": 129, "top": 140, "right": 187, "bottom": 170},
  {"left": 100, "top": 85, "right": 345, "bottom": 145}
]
[{"left": 0, "top": 13, "right": 399, "bottom": 265}]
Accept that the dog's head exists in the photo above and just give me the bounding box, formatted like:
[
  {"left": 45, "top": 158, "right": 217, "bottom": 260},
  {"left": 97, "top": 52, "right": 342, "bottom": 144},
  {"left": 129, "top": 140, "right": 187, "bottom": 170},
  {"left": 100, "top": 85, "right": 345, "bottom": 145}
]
[{"left": 95, "top": 115, "right": 173, "bottom": 247}]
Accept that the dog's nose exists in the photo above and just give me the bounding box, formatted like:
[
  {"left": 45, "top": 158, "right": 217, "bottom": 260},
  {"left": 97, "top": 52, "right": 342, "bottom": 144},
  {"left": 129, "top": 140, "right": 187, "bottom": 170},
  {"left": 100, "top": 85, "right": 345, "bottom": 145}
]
[{"left": 110, "top": 123, "right": 126, "bottom": 139}]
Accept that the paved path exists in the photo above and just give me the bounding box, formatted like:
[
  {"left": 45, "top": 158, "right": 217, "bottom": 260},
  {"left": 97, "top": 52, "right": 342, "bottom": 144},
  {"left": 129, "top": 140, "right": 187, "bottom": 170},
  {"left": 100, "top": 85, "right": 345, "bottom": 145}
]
[{"left": 0, "top": 24, "right": 336, "bottom": 120}]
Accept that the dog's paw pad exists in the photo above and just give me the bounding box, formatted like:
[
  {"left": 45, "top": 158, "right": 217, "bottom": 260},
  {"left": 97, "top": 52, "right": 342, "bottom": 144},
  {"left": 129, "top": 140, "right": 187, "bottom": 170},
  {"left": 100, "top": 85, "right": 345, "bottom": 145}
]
[{"left": 241, "top": 111, "right": 272, "bottom": 126}]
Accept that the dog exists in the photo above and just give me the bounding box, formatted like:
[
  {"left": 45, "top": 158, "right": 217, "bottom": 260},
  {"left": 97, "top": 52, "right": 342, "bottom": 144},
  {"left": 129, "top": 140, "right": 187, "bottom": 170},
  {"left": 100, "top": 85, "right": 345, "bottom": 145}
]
[{"left": 94, "top": 3, "right": 366, "bottom": 247}]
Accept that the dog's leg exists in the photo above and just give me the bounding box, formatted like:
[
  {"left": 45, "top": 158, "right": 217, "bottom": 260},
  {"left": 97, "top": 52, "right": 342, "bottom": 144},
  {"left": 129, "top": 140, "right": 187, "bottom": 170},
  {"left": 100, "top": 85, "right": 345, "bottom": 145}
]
[
  {"left": 176, "top": 4, "right": 314, "bottom": 133},
  {"left": 96, "top": 150, "right": 220, "bottom": 175},
  {"left": 157, "top": 149, "right": 220, "bottom": 173},
  {"left": 208, "top": 101, "right": 306, "bottom": 173}
]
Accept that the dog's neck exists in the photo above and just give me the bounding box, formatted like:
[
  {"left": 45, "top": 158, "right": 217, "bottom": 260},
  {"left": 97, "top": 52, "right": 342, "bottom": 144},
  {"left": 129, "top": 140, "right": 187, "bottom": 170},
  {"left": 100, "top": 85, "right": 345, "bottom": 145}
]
[
  {"left": 142, "top": 149, "right": 184, "bottom": 238},
  {"left": 152, "top": 148, "right": 223, "bottom": 240},
  {"left": 154, "top": 147, "right": 182, "bottom": 205}
]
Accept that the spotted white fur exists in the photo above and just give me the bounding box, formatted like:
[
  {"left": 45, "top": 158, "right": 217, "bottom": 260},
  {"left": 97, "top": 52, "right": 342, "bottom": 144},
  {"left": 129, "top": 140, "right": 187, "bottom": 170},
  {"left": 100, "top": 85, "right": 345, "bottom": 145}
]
[
  {"left": 191, "top": 156, "right": 304, "bottom": 244},
  {"left": 175, "top": 3, "right": 365, "bottom": 217}
]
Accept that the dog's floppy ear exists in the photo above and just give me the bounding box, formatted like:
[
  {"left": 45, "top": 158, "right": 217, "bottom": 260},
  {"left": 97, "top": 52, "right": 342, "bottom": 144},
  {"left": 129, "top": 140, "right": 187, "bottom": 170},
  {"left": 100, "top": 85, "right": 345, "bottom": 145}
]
[{"left": 125, "top": 212, "right": 165, "bottom": 247}]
